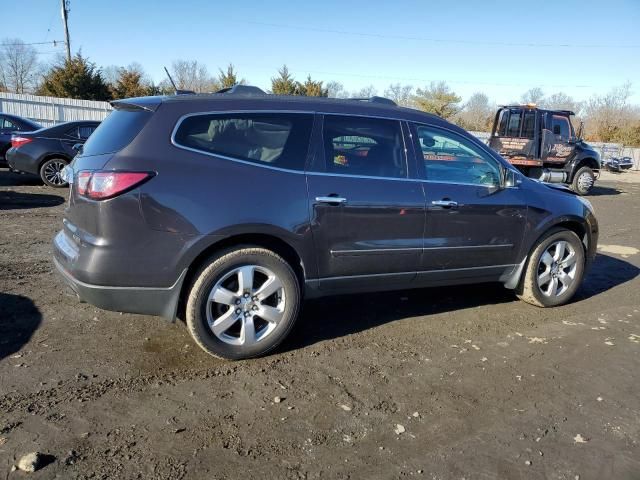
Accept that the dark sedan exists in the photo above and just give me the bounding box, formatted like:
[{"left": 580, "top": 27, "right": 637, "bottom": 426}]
[
  {"left": 6, "top": 120, "right": 100, "bottom": 187},
  {"left": 0, "top": 113, "right": 42, "bottom": 167}
]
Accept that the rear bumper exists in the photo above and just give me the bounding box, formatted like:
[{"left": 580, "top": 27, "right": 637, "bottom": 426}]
[{"left": 53, "top": 251, "right": 186, "bottom": 321}]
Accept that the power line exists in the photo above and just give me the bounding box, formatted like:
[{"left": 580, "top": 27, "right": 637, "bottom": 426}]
[
  {"left": 273, "top": 65, "right": 600, "bottom": 90},
  {"left": 244, "top": 20, "right": 640, "bottom": 49},
  {"left": 1, "top": 40, "right": 65, "bottom": 47}
]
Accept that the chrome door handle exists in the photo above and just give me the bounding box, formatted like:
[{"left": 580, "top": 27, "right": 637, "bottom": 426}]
[
  {"left": 431, "top": 200, "right": 458, "bottom": 208},
  {"left": 315, "top": 196, "right": 347, "bottom": 204}
]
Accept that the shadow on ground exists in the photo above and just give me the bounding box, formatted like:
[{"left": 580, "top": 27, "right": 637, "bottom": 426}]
[
  {"left": 284, "top": 253, "right": 639, "bottom": 352},
  {"left": 0, "top": 292, "right": 42, "bottom": 361},
  {"left": 0, "top": 168, "right": 41, "bottom": 187},
  {"left": 284, "top": 282, "right": 515, "bottom": 352},
  {"left": 0, "top": 190, "right": 65, "bottom": 210},
  {"left": 578, "top": 252, "right": 640, "bottom": 298},
  {"left": 588, "top": 185, "right": 624, "bottom": 196}
]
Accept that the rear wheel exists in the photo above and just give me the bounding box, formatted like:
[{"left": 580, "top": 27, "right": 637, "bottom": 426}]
[
  {"left": 517, "top": 228, "right": 585, "bottom": 307},
  {"left": 40, "top": 158, "right": 68, "bottom": 188},
  {"left": 571, "top": 166, "right": 595, "bottom": 195},
  {"left": 185, "top": 246, "right": 301, "bottom": 360}
]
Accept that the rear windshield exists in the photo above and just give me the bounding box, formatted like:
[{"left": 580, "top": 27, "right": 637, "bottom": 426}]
[{"left": 81, "top": 109, "right": 151, "bottom": 156}]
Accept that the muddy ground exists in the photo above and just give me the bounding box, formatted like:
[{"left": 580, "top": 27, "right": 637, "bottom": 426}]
[{"left": 1, "top": 168, "right": 639, "bottom": 480}]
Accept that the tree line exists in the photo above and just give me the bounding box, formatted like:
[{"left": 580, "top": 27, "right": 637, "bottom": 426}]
[{"left": 0, "top": 38, "right": 638, "bottom": 146}]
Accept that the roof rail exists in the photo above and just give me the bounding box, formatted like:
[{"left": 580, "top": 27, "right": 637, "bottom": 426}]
[
  {"left": 215, "top": 85, "right": 266, "bottom": 95},
  {"left": 349, "top": 96, "right": 397, "bottom": 106},
  {"left": 175, "top": 89, "right": 196, "bottom": 95}
]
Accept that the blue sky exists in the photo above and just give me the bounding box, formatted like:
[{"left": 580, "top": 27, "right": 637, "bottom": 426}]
[{"left": 4, "top": 0, "right": 640, "bottom": 103}]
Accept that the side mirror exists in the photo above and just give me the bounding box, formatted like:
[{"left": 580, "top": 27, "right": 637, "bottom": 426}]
[
  {"left": 504, "top": 169, "right": 522, "bottom": 188},
  {"left": 72, "top": 143, "right": 83, "bottom": 154},
  {"left": 576, "top": 121, "right": 584, "bottom": 140}
]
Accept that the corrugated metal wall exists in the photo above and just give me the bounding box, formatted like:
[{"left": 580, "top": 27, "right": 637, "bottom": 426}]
[{"left": 0, "top": 92, "right": 112, "bottom": 127}]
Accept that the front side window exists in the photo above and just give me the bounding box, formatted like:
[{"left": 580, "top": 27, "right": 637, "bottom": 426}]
[
  {"left": 322, "top": 115, "right": 406, "bottom": 178},
  {"left": 551, "top": 115, "right": 572, "bottom": 141},
  {"left": 413, "top": 125, "right": 502, "bottom": 187},
  {"left": 174, "top": 113, "right": 313, "bottom": 171}
]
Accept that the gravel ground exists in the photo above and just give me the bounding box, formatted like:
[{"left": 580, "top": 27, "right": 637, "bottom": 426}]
[{"left": 1, "top": 168, "right": 639, "bottom": 480}]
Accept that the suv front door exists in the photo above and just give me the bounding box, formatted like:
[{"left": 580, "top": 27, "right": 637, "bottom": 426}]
[
  {"left": 306, "top": 114, "right": 425, "bottom": 292},
  {"left": 410, "top": 123, "right": 528, "bottom": 280}
]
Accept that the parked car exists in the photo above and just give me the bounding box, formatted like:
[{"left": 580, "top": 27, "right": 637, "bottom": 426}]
[
  {"left": 603, "top": 156, "right": 634, "bottom": 172},
  {"left": 6, "top": 120, "right": 100, "bottom": 187},
  {"left": 0, "top": 113, "right": 41, "bottom": 168},
  {"left": 53, "top": 87, "right": 599, "bottom": 360}
]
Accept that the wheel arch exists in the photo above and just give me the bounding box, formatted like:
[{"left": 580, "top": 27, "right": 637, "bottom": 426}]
[
  {"left": 569, "top": 157, "right": 599, "bottom": 182},
  {"left": 504, "top": 218, "right": 589, "bottom": 290},
  {"left": 176, "top": 233, "right": 307, "bottom": 321}
]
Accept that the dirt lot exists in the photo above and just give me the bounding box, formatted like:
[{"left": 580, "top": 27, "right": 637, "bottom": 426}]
[{"left": 1, "top": 168, "right": 639, "bottom": 480}]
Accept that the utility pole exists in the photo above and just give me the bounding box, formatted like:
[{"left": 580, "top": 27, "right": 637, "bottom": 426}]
[{"left": 60, "top": 0, "right": 71, "bottom": 61}]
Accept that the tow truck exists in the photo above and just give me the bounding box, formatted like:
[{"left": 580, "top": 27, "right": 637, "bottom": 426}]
[{"left": 488, "top": 105, "right": 600, "bottom": 195}]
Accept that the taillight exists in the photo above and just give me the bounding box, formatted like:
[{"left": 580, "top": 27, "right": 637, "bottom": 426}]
[
  {"left": 11, "top": 136, "right": 33, "bottom": 148},
  {"left": 75, "top": 170, "right": 154, "bottom": 200}
]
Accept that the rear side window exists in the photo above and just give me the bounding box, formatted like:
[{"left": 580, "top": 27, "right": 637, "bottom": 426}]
[
  {"left": 82, "top": 110, "right": 150, "bottom": 156},
  {"left": 322, "top": 115, "right": 406, "bottom": 178},
  {"left": 174, "top": 113, "right": 314, "bottom": 171}
]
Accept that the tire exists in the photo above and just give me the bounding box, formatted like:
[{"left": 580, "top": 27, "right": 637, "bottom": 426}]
[
  {"left": 517, "top": 228, "right": 585, "bottom": 308},
  {"left": 185, "top": 246, "right": 301, "bottom": 360},
  {"left": 39, "top": 158, "right": 68, "bottom": 188},
  {"left": 571, "top": 166, "right": 595, "bottom": 195}
]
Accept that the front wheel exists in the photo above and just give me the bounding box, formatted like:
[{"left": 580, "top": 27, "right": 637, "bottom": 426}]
[
  {"left": 571, "top": 166, "right": 595, "bottom": 195},
  {"left": 40, "top": 158, "right": 69, "bottom": 188},
  {"left": 185, "top": 246, "right": 301, "bottom": 360},
  {"left": 517, "top": 229, "right": 585, "bottom": 307}
]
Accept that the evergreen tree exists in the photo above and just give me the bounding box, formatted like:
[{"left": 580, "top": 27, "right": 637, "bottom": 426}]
[
  {"left": 217, "top": 63, "right": 243, "bottom": 89},
  {"left": 296, "top": 75, "right": 328, "bottom": 97},
  {"left": 37, "top": 53, "right": 111, "bottom": 100},
  {"left": 413, "top": 81, "right": 461, "bottom": 119},
  {"left": 110, "top": 67, "right": 151, "bottom": 99},
  {"left": 271, "top": 65, "right": 297, "bottom": 95}
]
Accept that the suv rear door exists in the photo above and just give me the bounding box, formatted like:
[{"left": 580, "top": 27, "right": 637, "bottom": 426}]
[
  {"left": 409, "top": 123, "right": 528, "bottom": 279},
  {"left": 306, "top": 114, "right": 425, "bottom": 292}
]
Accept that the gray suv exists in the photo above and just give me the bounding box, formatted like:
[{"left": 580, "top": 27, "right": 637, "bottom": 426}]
[{"left": 53, "top": 87, "right": 599, "bottom": 360}]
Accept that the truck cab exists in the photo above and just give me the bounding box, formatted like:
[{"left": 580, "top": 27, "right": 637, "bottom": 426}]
[{"left": 489, "top": 105, "right": 600, "bottom": 195}]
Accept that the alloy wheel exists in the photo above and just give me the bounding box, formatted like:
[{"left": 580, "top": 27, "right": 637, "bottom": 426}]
[
  {"left": 536, "top": 240, "right": 578, "bottom": 297},
  {"left": 206, "top": 265, "right": 285, "bottom": 346},
  {"left": 43, "top": 160, "right": 67, "bottom": 186}
]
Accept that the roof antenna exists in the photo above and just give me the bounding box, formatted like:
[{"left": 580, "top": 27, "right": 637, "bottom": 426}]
[
  {"left": 164, "top": 66, "right": 178, "bottom": 93},
  {"left": 163, "top": 66, "right": 195, "bottom": 95}
]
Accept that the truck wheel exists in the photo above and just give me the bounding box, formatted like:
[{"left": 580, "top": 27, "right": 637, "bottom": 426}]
[
  {"left": 517, "top": 228, "right": 585, "bottom": 308},
  {"left": 185, "top": 246, "right": 301, "bottom": 360},
  {"left": 571, "top": 166, "right": 595, "bottom": 195},
  {"left": 40, "top": 158, "right": 69, "bottom": 188}
]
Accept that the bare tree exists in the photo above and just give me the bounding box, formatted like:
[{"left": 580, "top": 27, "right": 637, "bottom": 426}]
[
  {"left": 456, "top": 92, "right": 494, "bottom": 131},
  {"left": 0, "top": 38, "right": 40, "bottom": 93},
  {"left": 353, "top": 85, "right": 378, "bottom": 98},
  {"left": 326, "top": 81, "right": 348, "bottom": 98},
  {"left": 384, "top": 83, "right": 414, "bottom": 106},
  {"left": 542, "top": 92, "right": 582, "bottom": 113},
  {"left": 169, "top": 60, "right": 216, "bottom": 93},
  {"left": 520, "top": 87, "right": 545, "bottom": 105},
  {"left": 584, "top": 82, "right": 634, "bottom": 142}
]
